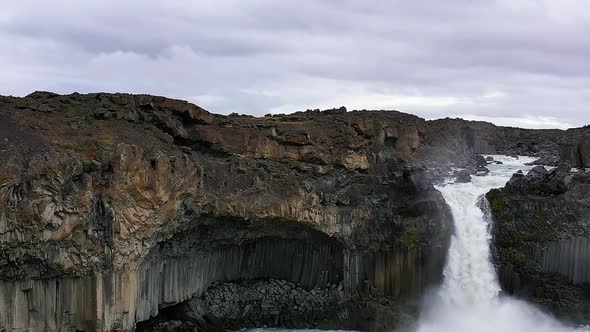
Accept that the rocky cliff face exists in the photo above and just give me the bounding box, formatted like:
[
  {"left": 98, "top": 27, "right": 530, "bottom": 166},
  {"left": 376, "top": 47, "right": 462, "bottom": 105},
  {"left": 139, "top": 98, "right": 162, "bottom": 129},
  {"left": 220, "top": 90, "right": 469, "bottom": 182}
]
[
  {"left": 428, "top": 118, "right": 590, "bottom": 168},
  {"left": 559, "top": 141, "right": 590, "bottom": 168},
  {"left": 428, "top": 118, "right": 565, "bottom": 165},
  {"left": 0, "top": 92, "right": 461, "bottom": 331},
  {"left": 487, "top": 166, "right": 590, "bottom": 322},
  {"left": 0, "top": 91, "right": 586, "bottom": 331}
]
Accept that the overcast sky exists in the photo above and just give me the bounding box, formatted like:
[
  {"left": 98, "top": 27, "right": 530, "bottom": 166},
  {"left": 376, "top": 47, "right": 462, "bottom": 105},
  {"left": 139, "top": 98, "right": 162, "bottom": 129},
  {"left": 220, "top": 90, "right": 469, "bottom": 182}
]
[{"left": 2, "top": 1, "right": 590, "bottom": 128}]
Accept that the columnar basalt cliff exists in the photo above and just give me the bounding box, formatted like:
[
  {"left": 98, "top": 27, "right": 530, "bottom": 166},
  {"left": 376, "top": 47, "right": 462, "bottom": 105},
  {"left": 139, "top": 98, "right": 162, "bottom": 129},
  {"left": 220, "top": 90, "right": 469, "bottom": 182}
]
[
  {"left": 487, "top": 165, "right": 590, "bottom": 322},
  {"left": 429, "top": 118, "right": 590, "bottom": 166},
  {"left": 0, "top": 91, "right": 586, "bottom": 331},
  {"left": 0, "top": 92, "right": 459, "bottom": 331}
]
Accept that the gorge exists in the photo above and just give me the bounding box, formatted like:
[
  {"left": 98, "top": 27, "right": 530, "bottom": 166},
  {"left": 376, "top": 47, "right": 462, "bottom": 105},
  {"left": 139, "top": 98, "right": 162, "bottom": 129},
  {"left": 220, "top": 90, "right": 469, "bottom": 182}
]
[
  {"left": 0, "top": 92, "right": 590, "bottom": 331},
  {"left": 417, "top": 155, "right": 587, "bottom": 332}
]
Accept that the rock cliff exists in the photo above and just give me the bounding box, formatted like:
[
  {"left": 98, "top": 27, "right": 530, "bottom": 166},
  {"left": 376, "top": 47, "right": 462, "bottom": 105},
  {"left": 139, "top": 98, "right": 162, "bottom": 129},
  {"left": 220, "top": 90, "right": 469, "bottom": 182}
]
[
  {"left": 0, "top": 91, "right": 586, "bottom": 331},
  {"left": 0, "top": 92, "right": 458, "bottom": 331},
  {"left": 429, "top": 118, "right": 590, "bottom": 167},
  {"left": 487, "top": 166, "right": 590, "bottom": 323}
]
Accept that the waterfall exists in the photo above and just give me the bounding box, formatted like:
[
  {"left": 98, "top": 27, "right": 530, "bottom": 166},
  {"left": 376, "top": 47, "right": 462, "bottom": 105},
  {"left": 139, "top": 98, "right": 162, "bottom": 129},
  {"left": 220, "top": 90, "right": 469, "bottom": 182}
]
[
  {"left": 247, "top": 155, "right": 590, "bottom": 332},
  {"left": 435, "top": 184, "right": 499, "bottom": 306},
  {"left": 416, "top": 155, "right": 587, "bottom": 332}
]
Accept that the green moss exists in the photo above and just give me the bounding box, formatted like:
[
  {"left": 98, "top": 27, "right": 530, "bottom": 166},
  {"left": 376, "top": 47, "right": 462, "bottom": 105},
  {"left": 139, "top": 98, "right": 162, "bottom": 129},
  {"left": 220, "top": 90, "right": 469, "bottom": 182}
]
[
  {"left": 439, "top": 220, "right": 450, "bottom": 236},
  {"left": 491, "top": 199, "right": 503, "bottom": 215},
  {"left": 56, "top": 138, "right": 111, "bottom": 162},
  {"left": 56, "top": 142, "right": 93, "bottom": 152},
  {"left": 498, "top": 247, "right": 530, "bottom": 266},
  {"left": 497, "top": 229, "right": 553, "bottom": 249},
  {"left": 401, "top": 228, "right": 418, "bottom": 247}
]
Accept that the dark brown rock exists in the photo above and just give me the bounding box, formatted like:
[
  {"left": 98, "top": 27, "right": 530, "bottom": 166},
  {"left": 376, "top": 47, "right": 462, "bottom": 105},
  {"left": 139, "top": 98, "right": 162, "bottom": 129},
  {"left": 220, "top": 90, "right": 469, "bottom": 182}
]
[
  {"left": 0, "top": 92, "right": 454, "bottom": 331},
  {"left": 0, "top": 91, "right": 588, "bottom": 331},
  {"left": 454, "top": 170, "right": 471, "bottom": 183}
]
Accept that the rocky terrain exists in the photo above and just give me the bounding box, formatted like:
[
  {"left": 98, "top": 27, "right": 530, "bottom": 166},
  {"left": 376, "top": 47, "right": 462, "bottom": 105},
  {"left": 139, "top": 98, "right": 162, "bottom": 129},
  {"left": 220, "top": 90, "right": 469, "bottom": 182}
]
[
  {"left": 137, "top": 278, "right": 417, "bottom": 332},
  {"left": 0, "top": 91, "right": 588, "bottom": 331},
  {"left": 488, "top": 165, "right": 590, "bottom": 323},
  {"left": 432, "top": 117, "right": 590, "bottom": 166}
]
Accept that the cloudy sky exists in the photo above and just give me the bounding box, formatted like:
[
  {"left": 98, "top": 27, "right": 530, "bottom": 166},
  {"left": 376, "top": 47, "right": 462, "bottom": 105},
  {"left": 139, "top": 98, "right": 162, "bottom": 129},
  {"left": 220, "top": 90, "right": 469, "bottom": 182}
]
[{"left": 2, "top": 1, "right": 590, "bottom": 128}]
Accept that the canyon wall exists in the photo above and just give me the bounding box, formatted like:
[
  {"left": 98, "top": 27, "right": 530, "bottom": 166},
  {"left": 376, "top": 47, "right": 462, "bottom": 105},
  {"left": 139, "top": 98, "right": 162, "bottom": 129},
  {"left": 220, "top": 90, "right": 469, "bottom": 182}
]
[
  {"left": 0, "top": 91, "right": 586, "bottom": 330},
  {"left": 542, "top": 238, "right": 590, "bottom": 284},
  {"left": 0, "top": 92, "right": 457, "bottom": 331},
  {"left": 488, "top": 165, "right": 590, "bottom": 322},
  {"left": 429, "top": 118, "right": 590, "bottom": 166},
  {"left": 559, "top": 142, "right": 590, "bottom": 168}
]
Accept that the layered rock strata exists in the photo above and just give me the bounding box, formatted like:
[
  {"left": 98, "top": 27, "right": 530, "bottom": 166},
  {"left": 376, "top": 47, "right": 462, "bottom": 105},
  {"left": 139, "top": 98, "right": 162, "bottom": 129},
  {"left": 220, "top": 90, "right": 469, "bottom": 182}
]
[
  {"left": 0, "top": 92, "right": 454, "bottom": 331},
  {"left": 0, "top": 91, "right": 587, "bottom": 331}
]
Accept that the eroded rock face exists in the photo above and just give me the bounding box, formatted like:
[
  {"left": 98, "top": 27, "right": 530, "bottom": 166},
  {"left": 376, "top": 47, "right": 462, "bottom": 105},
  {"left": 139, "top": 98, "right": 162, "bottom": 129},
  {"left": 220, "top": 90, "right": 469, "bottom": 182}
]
[
  {"left": 559, "top": 142, "right": 590, "bottom": 167},
  {"left": 0, "top": 91, "right": 583, "bottom": 331},
  {"left": 428, "top": 118, "right": 590, "bottom": 167},
  {"left": 0, "top": 92, "right": 457, "bottom": 331},
  {"left": 487, "top": 166, "right": 590, "bottom": 322}
]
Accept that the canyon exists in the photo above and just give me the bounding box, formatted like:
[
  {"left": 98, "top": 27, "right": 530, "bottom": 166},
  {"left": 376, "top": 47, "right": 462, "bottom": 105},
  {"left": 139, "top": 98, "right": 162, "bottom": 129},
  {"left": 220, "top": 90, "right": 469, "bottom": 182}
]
[{"left": 0, "top": 91, "right": 589, "bottom": 331}]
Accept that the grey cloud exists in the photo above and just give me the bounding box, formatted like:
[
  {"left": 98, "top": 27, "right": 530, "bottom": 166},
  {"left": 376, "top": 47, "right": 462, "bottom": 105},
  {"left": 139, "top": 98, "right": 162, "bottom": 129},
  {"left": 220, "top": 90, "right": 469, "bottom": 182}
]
[{"left": 1, "top": 0, "right": 590, "bottom": 128}]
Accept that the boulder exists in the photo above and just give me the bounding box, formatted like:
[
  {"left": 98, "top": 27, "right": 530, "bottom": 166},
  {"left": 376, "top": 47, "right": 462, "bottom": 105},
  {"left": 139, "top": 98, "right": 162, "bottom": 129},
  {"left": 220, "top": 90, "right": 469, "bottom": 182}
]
[
  {"left": 526, "top": 165, "right": 548, "bottom": 180},
  {"left": 475, "top": 166, "right": 490, "bottom": 176},
  {"left": 506, "top": 164, "right": 569, "bottom": 195},
  {"left": 454, "top": 170, "right": 471, "bottom": 183}
]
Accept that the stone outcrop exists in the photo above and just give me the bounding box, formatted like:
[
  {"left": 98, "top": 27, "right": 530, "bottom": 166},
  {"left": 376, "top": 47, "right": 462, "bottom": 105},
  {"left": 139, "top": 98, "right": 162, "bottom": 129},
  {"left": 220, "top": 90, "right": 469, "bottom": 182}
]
[
  {"left": 559, "top": 142, "right": 590, "bottom": 168},
  {"left": 138, "top": 278, "right": 417, "bottom": 332},
  {"left": 0, "top": 92, "right": 457, "bottom": 331},
  {"left": 428, "top": 118, "right": 563, "bottom": 162},
  {"left": 487, "top": 166, "right": 590, "bottom": 322},
  {"left": 0, "top": 91, "right": 588, "bottom": 331},
  {"left": 454, "top": 170, "right": 472, "bottom": 183},
  {"left": 430, "top": 118, "right": 590, "bottom": 166}
]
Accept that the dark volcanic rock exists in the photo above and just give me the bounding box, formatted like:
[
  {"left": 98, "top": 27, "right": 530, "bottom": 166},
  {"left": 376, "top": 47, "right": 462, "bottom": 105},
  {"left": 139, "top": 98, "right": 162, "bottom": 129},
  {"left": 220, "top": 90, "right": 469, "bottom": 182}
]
[
  {"left": 0, "top": 92, "right": 454, "bottom": 332},
  {"left": 527, "top": 165, "right": 549, "bottom": 179},
  {"left": 454, "top": 170, "right": 472, "bottom": 183},
  {"left": 560, "top": 142, "right": 590, "bottom": 168},
  {"left": 0, "top": 91, "right": 588, "bottom": 331},
  {"left": 505, "top": 165, "right": 570, "bottom": 195},
  {"left": 476, "top": 166, "right": 490, "bottom": 176},
  {"left": 139, "top": 279, "right": 417, "bottom": 332},
  {"left": 488, "top": 166, "right": 590, "bottom": 323}
]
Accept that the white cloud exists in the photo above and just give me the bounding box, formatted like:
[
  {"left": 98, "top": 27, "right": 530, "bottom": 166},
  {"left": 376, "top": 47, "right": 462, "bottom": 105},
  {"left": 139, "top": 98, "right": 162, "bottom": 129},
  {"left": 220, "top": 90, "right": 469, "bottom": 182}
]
[{"left": 447, "top": 115, "right": 575, "bottom": 130}]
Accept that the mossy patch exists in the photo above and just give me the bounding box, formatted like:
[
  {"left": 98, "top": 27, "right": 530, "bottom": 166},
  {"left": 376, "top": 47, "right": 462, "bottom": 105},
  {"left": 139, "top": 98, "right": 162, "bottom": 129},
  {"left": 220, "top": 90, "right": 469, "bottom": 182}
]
[
  {"left": 401, "top": 228, "right": 419, "bottom": 247},
  {"left": 491, "top": 198, "right": 503, "bottom": 215},
  {"left": 497, "top": 230, "right": 552, "bottom": 248},
  {"left": 499, "top": 247, "right": 530, "bottom": 266}
]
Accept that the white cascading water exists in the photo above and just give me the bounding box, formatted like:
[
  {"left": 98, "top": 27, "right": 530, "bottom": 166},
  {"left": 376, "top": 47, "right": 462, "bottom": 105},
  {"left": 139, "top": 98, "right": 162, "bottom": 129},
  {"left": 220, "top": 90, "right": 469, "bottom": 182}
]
[
  {"left": 416, "top": 155, "right": 588, "bottom": 332},
  {"left": 251, "top": 155, "right": 589, "bottom": 332}
]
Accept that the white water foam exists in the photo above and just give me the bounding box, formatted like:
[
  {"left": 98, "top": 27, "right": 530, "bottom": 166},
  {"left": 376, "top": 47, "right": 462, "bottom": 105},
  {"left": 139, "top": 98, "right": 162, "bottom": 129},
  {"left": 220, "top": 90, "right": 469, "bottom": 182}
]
[{"left": 416, "top": 155, "right": 587, "bottom": 332}]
